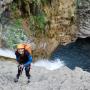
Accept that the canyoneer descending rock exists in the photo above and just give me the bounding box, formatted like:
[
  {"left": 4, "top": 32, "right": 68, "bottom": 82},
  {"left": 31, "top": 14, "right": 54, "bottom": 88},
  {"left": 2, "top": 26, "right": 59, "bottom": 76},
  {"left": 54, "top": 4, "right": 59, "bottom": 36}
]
[{"left": 14, "top": 43, "right": 32, "bottom": 83}]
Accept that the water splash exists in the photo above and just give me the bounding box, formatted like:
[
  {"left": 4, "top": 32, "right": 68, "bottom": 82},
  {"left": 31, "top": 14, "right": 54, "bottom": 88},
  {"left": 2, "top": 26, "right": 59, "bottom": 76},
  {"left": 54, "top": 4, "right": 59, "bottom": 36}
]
[{"left": 34, "top": 59, "right": 64, "bottom": 70}]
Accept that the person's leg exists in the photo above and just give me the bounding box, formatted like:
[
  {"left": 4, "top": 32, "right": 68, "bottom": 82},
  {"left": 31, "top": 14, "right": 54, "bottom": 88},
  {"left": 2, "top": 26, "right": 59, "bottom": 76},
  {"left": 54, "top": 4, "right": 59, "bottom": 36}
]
[
  {"left": 17, "top": 67, "right": 22, "bottom": 79},
  {"left": 14, "top": 65, "right": 23, "bottom": 82},
  {"left": 25, "top": 64, "right": 31, "bottom": 82},
  {"left": 25, "top": 64, "right": 31, "bottom": 79}
]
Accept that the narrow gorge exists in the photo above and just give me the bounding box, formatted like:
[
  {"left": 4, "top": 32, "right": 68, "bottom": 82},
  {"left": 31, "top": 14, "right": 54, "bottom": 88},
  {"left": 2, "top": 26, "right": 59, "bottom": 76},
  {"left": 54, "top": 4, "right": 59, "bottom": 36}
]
[{"left": 0, "top": 0, "right": 90, "bottom": 59}]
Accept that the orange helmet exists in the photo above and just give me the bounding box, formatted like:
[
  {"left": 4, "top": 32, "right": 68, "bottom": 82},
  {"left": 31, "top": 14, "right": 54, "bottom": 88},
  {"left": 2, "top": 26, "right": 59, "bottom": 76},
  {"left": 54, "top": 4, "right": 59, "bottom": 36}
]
[{"left": 17, "top": 44, "right": 25, "bottom": 49}]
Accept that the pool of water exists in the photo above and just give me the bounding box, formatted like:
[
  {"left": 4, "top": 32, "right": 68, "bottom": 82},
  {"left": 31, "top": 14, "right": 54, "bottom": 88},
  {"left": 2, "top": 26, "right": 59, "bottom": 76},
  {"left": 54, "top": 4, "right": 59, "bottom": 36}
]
[{"left": 50, "top": 37, "right": 90, "bottom": 72}]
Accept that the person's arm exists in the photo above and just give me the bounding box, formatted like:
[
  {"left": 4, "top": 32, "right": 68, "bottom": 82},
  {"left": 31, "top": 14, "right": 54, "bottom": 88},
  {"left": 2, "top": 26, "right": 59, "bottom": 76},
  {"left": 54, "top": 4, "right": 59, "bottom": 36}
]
[
  {"left": 24, "top": 54, "right": 32, "bottom": 67},
  {"left": 16, "top": 56, "right": 19, "bottom": 62},
  {"left": 15, "top": 51, "right": 20, "bottom": 63}
]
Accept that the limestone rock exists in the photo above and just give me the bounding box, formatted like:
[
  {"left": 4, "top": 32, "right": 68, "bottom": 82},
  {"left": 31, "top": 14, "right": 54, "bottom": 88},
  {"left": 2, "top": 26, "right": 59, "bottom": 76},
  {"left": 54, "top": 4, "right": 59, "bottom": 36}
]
[{"left": 77, "top": 0, "right": 90, "bottom": 38}]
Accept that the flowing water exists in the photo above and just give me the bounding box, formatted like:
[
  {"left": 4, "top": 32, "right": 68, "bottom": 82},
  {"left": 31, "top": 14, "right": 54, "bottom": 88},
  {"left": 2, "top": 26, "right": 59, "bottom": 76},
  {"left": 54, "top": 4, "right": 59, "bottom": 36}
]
[
  {"left": 34, "top": 59, "right": 64, "bottom": 70},
  {"left": 1, "top": 38, "right": 90, "bottom": 71},
  {"left": 0, "top": 48, "right": 64, "bottom": 70},
  {"left": 0, "top": 0, "right": 90, "bottom": 72},
  {"left": 0, "top": 49, "right": 15, "bottom": 58}
]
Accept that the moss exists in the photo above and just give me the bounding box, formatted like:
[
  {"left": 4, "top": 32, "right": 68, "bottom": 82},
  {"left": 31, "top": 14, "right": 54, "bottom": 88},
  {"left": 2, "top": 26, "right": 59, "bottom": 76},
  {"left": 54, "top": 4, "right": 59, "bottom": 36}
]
[
  {"left": 29, "top": 14, "right": 46, "bottom": 35},
  {"left": 9, "top": 0, "right": 48, "bottom": 38}
]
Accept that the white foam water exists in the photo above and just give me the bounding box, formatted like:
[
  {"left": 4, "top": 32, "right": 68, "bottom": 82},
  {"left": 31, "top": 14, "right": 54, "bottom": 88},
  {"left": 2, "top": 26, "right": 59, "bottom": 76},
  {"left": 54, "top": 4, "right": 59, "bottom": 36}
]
[
  {"left": 34, "top": 59, "right": 64, "bottom": 70},
  {"left": 0, "top": 48, "right": 16, "bottom": 59},
  {"left": 0, "top": 49, "right": 64, "bottom": 70}
]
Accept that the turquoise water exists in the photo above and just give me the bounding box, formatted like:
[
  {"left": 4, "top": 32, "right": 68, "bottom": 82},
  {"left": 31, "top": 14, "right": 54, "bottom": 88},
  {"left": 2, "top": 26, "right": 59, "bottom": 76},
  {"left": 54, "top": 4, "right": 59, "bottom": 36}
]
[{"left": 51, "top": 37, "right": 90, "bottom": 72}]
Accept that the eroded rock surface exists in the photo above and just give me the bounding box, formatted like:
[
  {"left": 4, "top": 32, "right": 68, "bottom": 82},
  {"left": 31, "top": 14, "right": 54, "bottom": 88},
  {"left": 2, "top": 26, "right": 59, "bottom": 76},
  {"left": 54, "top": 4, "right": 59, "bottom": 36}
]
[
  {"left": 77, "top": 0, "right": 90, "bottom": 38},
  {"left": 0, "top": 60, "right": 90, "bottom": 90}
]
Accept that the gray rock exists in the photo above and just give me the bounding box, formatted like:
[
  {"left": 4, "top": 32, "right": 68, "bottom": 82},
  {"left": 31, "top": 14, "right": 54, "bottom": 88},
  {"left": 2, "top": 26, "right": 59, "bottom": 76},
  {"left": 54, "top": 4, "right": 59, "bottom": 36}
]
[{"left": 0, "top": 60, "right": 90, "bottom": 90}]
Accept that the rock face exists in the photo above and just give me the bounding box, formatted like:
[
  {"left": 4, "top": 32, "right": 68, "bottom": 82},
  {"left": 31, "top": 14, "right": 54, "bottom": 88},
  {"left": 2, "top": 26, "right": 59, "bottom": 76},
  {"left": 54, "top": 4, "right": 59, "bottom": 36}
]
[
  {"left": 0, "top": 0, "right": 90, "bottom": 58},
  {"left": 44, "top": 0, "right": 76, "bottom": 44},
  {"left": 0, "top": 60, "right": 90, "bottom": 90},
  {"left": 0, "top": 0, "right": 13, "bottom": 14},
  {"left": 33, "top": 0, "right": 90, "bottom": 58},
  {"left": 0, "top": 0, "right": 29, "bottom": 49},
  {"left": 32, "top": 0, "right": 76, "bottom": 58},
  {"left": 0, "top": 0, "right": 13, "bottom": 47},
  {"left": 77, "top": 0, "right": 90, "bottom": 38}
]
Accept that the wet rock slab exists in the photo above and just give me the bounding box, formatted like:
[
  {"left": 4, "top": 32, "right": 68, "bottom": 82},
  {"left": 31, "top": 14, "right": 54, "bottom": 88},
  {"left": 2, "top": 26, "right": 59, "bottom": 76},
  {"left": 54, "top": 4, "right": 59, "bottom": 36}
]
[{"left": 0, "top": 60, "right": 90, "bottom": 90}]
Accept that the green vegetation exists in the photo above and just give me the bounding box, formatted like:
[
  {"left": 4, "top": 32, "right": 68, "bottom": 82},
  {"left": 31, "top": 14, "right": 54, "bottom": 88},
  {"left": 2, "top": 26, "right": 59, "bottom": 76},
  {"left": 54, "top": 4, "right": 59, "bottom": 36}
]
[
  {"left": 4, "top": 0, "right": 51, "bottom": 49},
  {"left": 14, "top": 18, "right": 23, "bottom": 28},
  {"left": 5, "top": 25, "right": 28, "bottom": 49},
  {"left": 29, "top": 14, "right": 46, "bottom": 35},
  {"left": 9, "top": 0, "right": 50, "bottom": 36}
]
